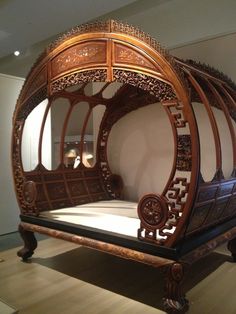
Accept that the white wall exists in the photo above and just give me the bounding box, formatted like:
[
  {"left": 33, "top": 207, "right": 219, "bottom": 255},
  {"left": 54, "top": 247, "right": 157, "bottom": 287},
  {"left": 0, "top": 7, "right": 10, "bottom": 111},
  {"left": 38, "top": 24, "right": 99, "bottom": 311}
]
[
  {"left": 100, "top": 0, "right": 236, "bottom": 49},
  {"left": 21, "top": 99, "right": 51, "bottom": 171},
  {"left": 108, "top": 102, "right": 174, "bottom": 201},
  {"left": 1, "top": 0, "right": 236, "bottom": 78},
  {"left": 0, "top": 74, "right": 24, "bottom": 235}
]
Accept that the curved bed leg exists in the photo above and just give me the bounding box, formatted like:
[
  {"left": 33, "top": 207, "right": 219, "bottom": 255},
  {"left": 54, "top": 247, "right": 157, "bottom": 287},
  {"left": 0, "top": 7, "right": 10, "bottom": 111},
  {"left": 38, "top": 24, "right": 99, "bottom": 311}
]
[
  {"left": 162, "top": 262, "right": 189, "bottom": 314},
  {"left": 17, "top": 223, "right": 37, "bottom": 261},
  {"left": 227, "top": 237, "right": 236, "bottom": 262}
]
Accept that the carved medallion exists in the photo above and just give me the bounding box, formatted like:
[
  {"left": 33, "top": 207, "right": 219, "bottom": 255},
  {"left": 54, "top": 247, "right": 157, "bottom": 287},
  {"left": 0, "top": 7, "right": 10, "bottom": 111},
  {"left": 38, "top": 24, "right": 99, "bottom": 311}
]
[
  {"left": 22, "top": 181, "right": 37, "bottom": 205},
  {"left": 138, "top": 194, "right": 168, "bottom": 229}
]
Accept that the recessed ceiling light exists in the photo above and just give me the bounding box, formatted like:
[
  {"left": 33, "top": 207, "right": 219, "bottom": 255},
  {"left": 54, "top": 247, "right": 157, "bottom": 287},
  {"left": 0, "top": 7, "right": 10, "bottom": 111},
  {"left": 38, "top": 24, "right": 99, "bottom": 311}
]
[{"left": 14, "top": 50, "right": 20, "bottom": 56}]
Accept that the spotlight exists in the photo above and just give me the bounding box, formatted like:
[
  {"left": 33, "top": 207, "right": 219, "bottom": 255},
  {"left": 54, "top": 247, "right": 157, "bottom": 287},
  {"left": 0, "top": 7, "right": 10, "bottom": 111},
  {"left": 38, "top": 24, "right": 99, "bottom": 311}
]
[{"left": 14, "top": 51, "right": 20, "bottom": 56}]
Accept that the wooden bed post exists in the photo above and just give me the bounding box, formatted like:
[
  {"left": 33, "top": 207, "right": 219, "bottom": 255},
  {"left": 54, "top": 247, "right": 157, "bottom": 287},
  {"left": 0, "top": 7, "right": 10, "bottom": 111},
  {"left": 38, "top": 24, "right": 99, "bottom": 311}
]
[
  {"left": 227, "top": 237, "right": 236, "bottom": 262},
  {"left": 17, "top": 223, "right": 38, "bottom": 261},
  {"left": 162, "top": 262, "right": 189, "bottom": 313}
]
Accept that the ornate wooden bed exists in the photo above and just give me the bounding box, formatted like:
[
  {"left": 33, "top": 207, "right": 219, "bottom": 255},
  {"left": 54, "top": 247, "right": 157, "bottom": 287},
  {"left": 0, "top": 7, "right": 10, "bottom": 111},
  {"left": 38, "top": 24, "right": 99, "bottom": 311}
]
[{"left": 12, "top": 20, "right": 236, "bottom": 313}]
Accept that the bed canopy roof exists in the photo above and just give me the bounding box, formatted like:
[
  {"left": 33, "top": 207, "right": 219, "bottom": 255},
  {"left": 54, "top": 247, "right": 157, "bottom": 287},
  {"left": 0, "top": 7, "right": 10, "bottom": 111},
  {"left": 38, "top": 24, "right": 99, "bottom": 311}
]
[{"left": 12, "top": 20, "right": 236, "bottom": 247}]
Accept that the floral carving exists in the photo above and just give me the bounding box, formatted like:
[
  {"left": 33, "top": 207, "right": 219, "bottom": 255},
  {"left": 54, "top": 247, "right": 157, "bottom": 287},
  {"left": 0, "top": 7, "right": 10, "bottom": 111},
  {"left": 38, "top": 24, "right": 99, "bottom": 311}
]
[
  {"left": 51, "top": 42, "right": 106, "bottom": 77},
  {"left": 115, "top": 44, "right": 155, "bottom": 69},
  {"left": 110, "top": 20, "right": 186, "bottom": 85},
  {"left": 142, "top": 199, "right": 163, "bottom": 226}
]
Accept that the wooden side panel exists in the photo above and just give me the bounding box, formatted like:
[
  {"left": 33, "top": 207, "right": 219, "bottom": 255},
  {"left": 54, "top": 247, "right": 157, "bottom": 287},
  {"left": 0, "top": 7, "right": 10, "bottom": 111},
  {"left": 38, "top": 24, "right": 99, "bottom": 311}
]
[
  {"left": 186, "top": 180, "right": 236, "bottom": 235},
  {"left": 24, "top": 167, "right": 110, "bottom": 213}
]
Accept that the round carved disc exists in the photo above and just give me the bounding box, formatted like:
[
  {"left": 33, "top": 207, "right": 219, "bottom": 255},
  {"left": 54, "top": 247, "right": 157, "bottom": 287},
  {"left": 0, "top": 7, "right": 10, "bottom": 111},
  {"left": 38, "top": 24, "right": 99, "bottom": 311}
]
[{"left": 137, "top": 194, "right": 168, "bottom": 229}]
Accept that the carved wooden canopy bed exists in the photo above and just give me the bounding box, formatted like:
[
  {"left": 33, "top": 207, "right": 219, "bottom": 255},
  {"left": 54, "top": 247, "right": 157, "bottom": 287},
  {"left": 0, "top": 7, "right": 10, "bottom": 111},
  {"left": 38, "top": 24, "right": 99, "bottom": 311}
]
[{"left": 13, "top": 20, "right": 236, "bottom": 313}]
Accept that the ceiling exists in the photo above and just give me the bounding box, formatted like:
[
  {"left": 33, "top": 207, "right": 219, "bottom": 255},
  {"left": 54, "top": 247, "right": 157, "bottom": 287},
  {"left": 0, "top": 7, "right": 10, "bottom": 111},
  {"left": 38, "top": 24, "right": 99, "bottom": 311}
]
[
  {"left": 0, "top": 0, "right": 235, "bottom": 79},
  {"left": 0, "top": 0, "right": 138, "bottom": 58}
]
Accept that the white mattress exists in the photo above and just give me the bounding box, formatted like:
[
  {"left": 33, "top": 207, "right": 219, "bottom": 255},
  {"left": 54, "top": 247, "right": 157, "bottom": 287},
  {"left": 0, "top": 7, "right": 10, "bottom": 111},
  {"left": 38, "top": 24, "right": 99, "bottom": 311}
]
[{"left": 40, "top": 200, "right": 140, "bottom": 237}]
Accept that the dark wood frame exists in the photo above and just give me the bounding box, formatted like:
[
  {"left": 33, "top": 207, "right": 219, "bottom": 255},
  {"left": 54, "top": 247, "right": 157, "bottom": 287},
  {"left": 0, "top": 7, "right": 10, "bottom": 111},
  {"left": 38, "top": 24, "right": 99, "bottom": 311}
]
[{"left": 12, "top": 20, "right": 236, "bottom": 313}]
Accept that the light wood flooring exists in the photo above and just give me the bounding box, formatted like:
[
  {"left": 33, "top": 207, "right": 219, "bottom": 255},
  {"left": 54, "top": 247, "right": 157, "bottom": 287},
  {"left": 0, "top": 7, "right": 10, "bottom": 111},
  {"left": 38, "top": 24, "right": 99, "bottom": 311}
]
[{"left": 1, "top": 236, "right": 236, "bottom": 314}]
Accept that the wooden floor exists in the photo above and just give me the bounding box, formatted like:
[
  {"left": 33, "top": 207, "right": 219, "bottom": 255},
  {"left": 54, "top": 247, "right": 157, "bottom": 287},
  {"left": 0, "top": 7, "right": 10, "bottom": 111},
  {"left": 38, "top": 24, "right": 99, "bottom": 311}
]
[{"left": 0, "top": 237, "right": 236, "bottom": 313}]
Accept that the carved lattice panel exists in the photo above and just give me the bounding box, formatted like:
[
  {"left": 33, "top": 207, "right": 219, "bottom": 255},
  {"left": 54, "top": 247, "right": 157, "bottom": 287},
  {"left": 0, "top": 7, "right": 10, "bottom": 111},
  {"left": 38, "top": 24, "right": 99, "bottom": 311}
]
[{"left": 51, "top": 69, "right": 107, "bottom": 94}]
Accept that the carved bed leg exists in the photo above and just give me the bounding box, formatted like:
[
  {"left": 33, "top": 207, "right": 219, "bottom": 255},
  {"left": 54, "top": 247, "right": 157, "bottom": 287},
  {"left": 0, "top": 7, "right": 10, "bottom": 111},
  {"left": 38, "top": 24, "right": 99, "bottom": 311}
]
[
  {"left": 227, "top": 237, "right": 236, "bottom": 262},
  {"left": 162, "top": 262, "right": 189, "bottom": 314},
  {"left": 17, "top": 223, "right": 37, "bottom": 261}
]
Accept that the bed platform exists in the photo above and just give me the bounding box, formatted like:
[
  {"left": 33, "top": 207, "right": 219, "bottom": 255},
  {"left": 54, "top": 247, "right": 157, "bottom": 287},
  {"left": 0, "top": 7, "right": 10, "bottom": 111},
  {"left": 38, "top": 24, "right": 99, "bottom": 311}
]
[{"left": 12, "top": 20, "right": 236, "bottom": 313}]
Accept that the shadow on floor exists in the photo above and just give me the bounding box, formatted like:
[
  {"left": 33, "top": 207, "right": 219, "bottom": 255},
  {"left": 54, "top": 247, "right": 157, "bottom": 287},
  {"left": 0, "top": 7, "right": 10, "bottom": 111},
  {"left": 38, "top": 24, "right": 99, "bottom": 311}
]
[
  {"left": 31, "top": 246, "right": 232, "bottom": 311},
  {"left": 0, "top": 231, "right": 48, "bottom": 252}
]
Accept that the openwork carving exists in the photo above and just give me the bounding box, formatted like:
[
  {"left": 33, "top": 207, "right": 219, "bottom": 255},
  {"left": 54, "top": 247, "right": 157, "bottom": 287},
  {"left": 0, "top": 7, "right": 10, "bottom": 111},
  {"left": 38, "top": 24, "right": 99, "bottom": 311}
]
[
  {"left": 157, "top": 98, "right": 191, "bottom": 240},
  {"left": 138, "top": 194, "right": 168, "bottom": 243},
  {"left": 164, "top": 99, "right": 188, "bottom": 128},
  {"left": 51, "top": 42, "right": 106, "bottom": 77},
  {"left": 167, "top": 178, "right": 190, "bottom": 214},
  {"left": 51, "top": 69, "right": 107, "bottom": 94},
  {"left": 150, "top": 177, "right": 191, "bottom": 240},
  {"left": 113, "top": 69, "right": 176, "bottom": 101},
  {"left": 48, "top": 20, "right": 110, "bottom": 51},
  {"left": 177, "top": 135, "right": 192, "bottom": 171}
]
